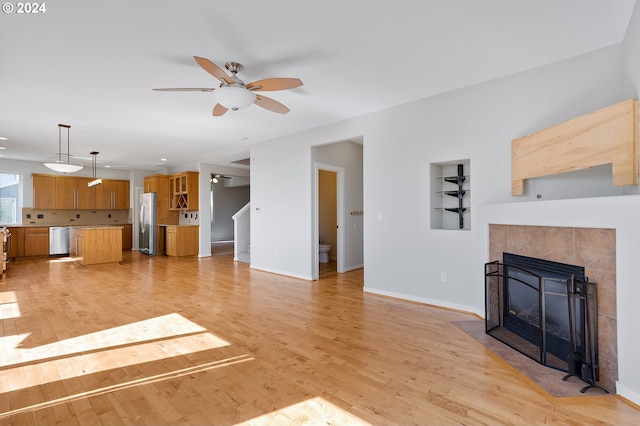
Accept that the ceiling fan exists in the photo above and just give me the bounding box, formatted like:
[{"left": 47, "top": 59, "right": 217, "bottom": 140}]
[
  {"left": 153, "top": 56, "right": 303, "bottom": 116},
  {"left": 211, "top": 173, "right": 231, "bottom": 183}
]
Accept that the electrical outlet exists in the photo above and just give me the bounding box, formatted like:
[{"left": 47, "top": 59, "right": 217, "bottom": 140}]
[{"left": 440, "top": 272, "right": 448, "bottom": 282}]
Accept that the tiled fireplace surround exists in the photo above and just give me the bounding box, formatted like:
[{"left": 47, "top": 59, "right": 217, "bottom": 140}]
[{"left": 488, "top": 224, "right": 617, "bottom": 392}]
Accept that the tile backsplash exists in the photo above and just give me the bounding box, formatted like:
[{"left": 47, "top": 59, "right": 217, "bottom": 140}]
[{"left": 22, "top": 208, "right": 131, "bottom": 226}]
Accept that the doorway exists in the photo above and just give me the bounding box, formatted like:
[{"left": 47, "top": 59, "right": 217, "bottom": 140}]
[
  {"left": 210, "top": 174, "right": 250, "bottom": 255},
  {"left": 314, "top": 163, "right": 345, "bottom": 279}
]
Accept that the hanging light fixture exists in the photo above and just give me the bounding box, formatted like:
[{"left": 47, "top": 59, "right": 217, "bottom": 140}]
[
  {"left": 213, "top": 86, "right": 256, "bottom": 111},
  {"left": 212, "top": 62, "right": 256, "bottom": 111},
  {"left": 44, "top": 124, "right": 84, "bottom": 173},
  {"left": 87, "top": 151, "right": 103, "bottom": 187}
]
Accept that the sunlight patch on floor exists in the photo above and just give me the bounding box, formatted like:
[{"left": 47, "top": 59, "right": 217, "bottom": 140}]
[
  {"left": 241, "top": 396, "right": 371, "bottom": 425},
  {"left": 48, "top": 257, "right": 76, "bottom": 263},
  {"left": 1, "top": 353, "right": 254, "bottom": 419},
  {"left": 0, "top": 290, "right": 20, "bottom": 320},
  {"left": 0, "top": 313, "right": 232, "bottom": 393}
]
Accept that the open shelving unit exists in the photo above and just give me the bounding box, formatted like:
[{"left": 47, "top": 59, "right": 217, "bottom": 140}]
[{"left": 431, "top": 160, "right": 470, "bottom": 230}]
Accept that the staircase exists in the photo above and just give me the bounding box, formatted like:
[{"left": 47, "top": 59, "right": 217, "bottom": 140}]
[{"left": 232, "top": 202, "right": 251, "bottom": 264}]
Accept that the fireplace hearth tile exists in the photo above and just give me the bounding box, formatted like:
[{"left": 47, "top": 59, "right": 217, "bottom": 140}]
[
  {"left": 508, "top": 225, "right": 544, "bottom": 258},
  {"left": 575, "top": 228, "right": 615, "bottom": 271},
  {"left": 455, "top": 320, "right": 611, "bottom": 396},
  {"left": 540, "top": 227, "right": 575, "bottom": 264}
]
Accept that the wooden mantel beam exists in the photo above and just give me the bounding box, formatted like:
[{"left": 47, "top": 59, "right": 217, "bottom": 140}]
[{"left": 511, "top": 99, "right": 638, "bottom": 196}]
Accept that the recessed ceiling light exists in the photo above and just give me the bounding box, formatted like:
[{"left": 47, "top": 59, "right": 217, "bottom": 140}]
[
  {"left": 0, "top": 147, "right": 6, "bottom": 149},
  {"left": 0, "top": 137, "right": 7, "bottom": 141},
  {"left": 161, "top": 158, "right": 167, "bottom": 162},
  {"left": 104, "top": 165, "right": 111, "bottom": 168}
]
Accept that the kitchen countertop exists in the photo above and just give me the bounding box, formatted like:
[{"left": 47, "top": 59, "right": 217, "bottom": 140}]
[
  {"left": 70, "top": 225, "right": 125, "bottom": 230},
  {"left": 2, "top": 223, "right": 131, "bottom": 227}
]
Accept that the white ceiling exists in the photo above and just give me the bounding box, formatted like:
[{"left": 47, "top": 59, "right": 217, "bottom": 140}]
[{"left": 0, "top": 0, "right": 636, "bottom": 172}]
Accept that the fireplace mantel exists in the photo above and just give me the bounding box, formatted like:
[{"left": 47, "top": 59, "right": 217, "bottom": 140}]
[{"left": 511, "top": 99, "right": 638, "bottom": 196}]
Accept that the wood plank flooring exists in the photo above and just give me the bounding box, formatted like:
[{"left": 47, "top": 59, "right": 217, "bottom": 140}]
[{"left": 1, "top": 252, "right": 639, "bottom": 425}]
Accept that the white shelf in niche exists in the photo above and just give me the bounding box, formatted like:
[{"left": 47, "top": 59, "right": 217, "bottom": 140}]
[{"left": 430, "top": 160, "right": 470, "bottom": 230}]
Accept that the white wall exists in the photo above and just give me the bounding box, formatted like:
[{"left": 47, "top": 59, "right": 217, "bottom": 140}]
[{"left": 247, "top": 41, "right": 640, "bottom": 402}]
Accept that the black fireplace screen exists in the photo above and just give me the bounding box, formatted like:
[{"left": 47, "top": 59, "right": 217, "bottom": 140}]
[{"left": 485, "top": 253, "right": 600, "bottom": 390}]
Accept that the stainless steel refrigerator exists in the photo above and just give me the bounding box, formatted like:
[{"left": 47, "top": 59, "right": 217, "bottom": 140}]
[{"left": 139, "top": 192, "right": 157, "bottom": 255}]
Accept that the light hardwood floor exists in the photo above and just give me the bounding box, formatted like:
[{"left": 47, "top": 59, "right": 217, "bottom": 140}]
[{"left": 1, "top": 252, "right": 639, "bottom": 425}]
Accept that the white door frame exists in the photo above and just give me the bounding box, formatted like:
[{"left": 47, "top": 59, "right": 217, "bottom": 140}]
[{"left": 313, "top": 162, "right": 345, "bottom": 279}]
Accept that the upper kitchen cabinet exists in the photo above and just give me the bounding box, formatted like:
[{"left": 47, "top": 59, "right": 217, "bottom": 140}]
[
  {"left": 32, "top": 174, "right": 129, "bottom": 210},
  {"left": 55, "top": 176, "right": 95, "bottom": 209},
  {"left": 144, "top": 174, "right": 178, "bottom": 224},
  {"left": 170, "top": 171, "right": 198, "bottom": 211},
  {"left": 32, "top": 174, "right": 57, "bottom": 209},
  {"left": 95, "top": 179, "right": 130, "bottom": 210}
]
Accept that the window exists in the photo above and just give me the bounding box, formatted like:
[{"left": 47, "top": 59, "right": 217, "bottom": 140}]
[{"left": 0, "top": 172, "right": 20, "bottom": 224}]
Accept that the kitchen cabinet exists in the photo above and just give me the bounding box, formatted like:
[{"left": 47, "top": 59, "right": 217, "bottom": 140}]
[
  {"left": 24, "top": 227, "right": 49, "bottom": 257},
  {"left": 170, "top": 171, "right": 198, "bottom": 211},
  {"left": 122, "top": 224, "right": 132, "bottom": 250},
  {"left": 33, "top": 174, "right": 128, "bottom": 210},
  {"left": 144, "top": 174, "right": 178, "bottom": 225},
  {"left": 165, "top": 225, "right": 199, "bottom": 256},
  {"left": 6, "top": 227, "right": 24, "bottom": 259},
  {"left": 55, "top": 176, "right": 95, "bottom": 209},
  {"left": 32, "top": 174, "right": 57, "bottom": 209},
  {"left": 95, "top": 179, "right": 130, "bottom": 210}
]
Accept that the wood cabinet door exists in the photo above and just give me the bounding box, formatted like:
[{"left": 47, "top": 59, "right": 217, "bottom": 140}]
[
  {"left": 7, "top": 227, "right": 24, "bottom": 258},
  {"left": 24, "top": 227, "right": 49, "bottom": 256},
  {"left": 94, "top": 179, "right": 114, "bottom": 209},
  {"left": 75, "top": 177, "right": 96, "bottom": 209},
  {"left": 95, "top": 179, "right": 129, "bottom": 209},
  {"left": 165, "top": 227, "right": 176, "bottom": 256},
  {"left": 185, "top": 172, "right": 199, "bottom": 210},
  {"left": 32, "top": 175, "right": 56, "bottom": 209},
  {"left": 122, "top": 224, "right": 132, "bottom": 250},
  {"left": 144, "top": 176, "right": 158, "bottom": 193},
  {"left": 112, "top": 180, "right": 130, "bottom": 209},
  {"left": 55, "top": 177, "right": 77, "bottom": 209}
]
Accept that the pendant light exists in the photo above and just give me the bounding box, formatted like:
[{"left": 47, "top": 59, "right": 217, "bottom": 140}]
[
  {"left": 87, "top": 151, "right": 102, "bottom": 187},
  {"left": 44, "top": 124, "right": 84, "bottom": 173}
]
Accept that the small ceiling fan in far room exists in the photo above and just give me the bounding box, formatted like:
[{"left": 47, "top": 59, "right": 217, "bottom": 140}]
[
  {"left": 153, "top": 56, "right": 303, "bottom": 116},
  {"left": 210, "top": 173, "right": 231, "bottom": 183}
]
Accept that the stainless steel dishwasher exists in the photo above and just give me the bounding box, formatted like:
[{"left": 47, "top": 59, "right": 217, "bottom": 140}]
[{"left": 49, "top": 226, "right": 71, "bottom": 255}]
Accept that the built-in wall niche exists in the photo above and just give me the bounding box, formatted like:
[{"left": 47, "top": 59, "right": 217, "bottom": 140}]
[{"left": 430, "top": 160, "right": 470, "bottom": 230}]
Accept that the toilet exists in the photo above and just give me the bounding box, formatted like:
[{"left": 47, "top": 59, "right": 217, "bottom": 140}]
[{"left": 319, "top": 244, "right": 331, "bottom": 263}]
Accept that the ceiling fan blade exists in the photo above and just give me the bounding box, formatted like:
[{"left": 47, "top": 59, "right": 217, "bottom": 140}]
[
  {"left": 213, "top": 103, "right": 228, "bottom": 116},
  {"left": 247, "top": 78, "right": 303, "bottom": 91},
  {"left": 254, "top": 95, "right": 290, "bottom": 114},
  {"left": 153, "top": 88, "right": 215, "bottom": 92},
  {"left": 194, "top": 56, "right": 232, "bottom": 84}
]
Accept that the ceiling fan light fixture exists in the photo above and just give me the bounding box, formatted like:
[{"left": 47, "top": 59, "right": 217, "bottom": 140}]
[
  {"left": 44, "top": 124, "right": 84, "bottom": 173},
  {"left": 213, "top": 86, "right": 256, "bottom": 111}
]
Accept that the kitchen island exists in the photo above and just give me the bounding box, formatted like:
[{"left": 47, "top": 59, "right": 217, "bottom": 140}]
[{"left": 70, "top": 226, "right": 122, "bottom": 265}]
